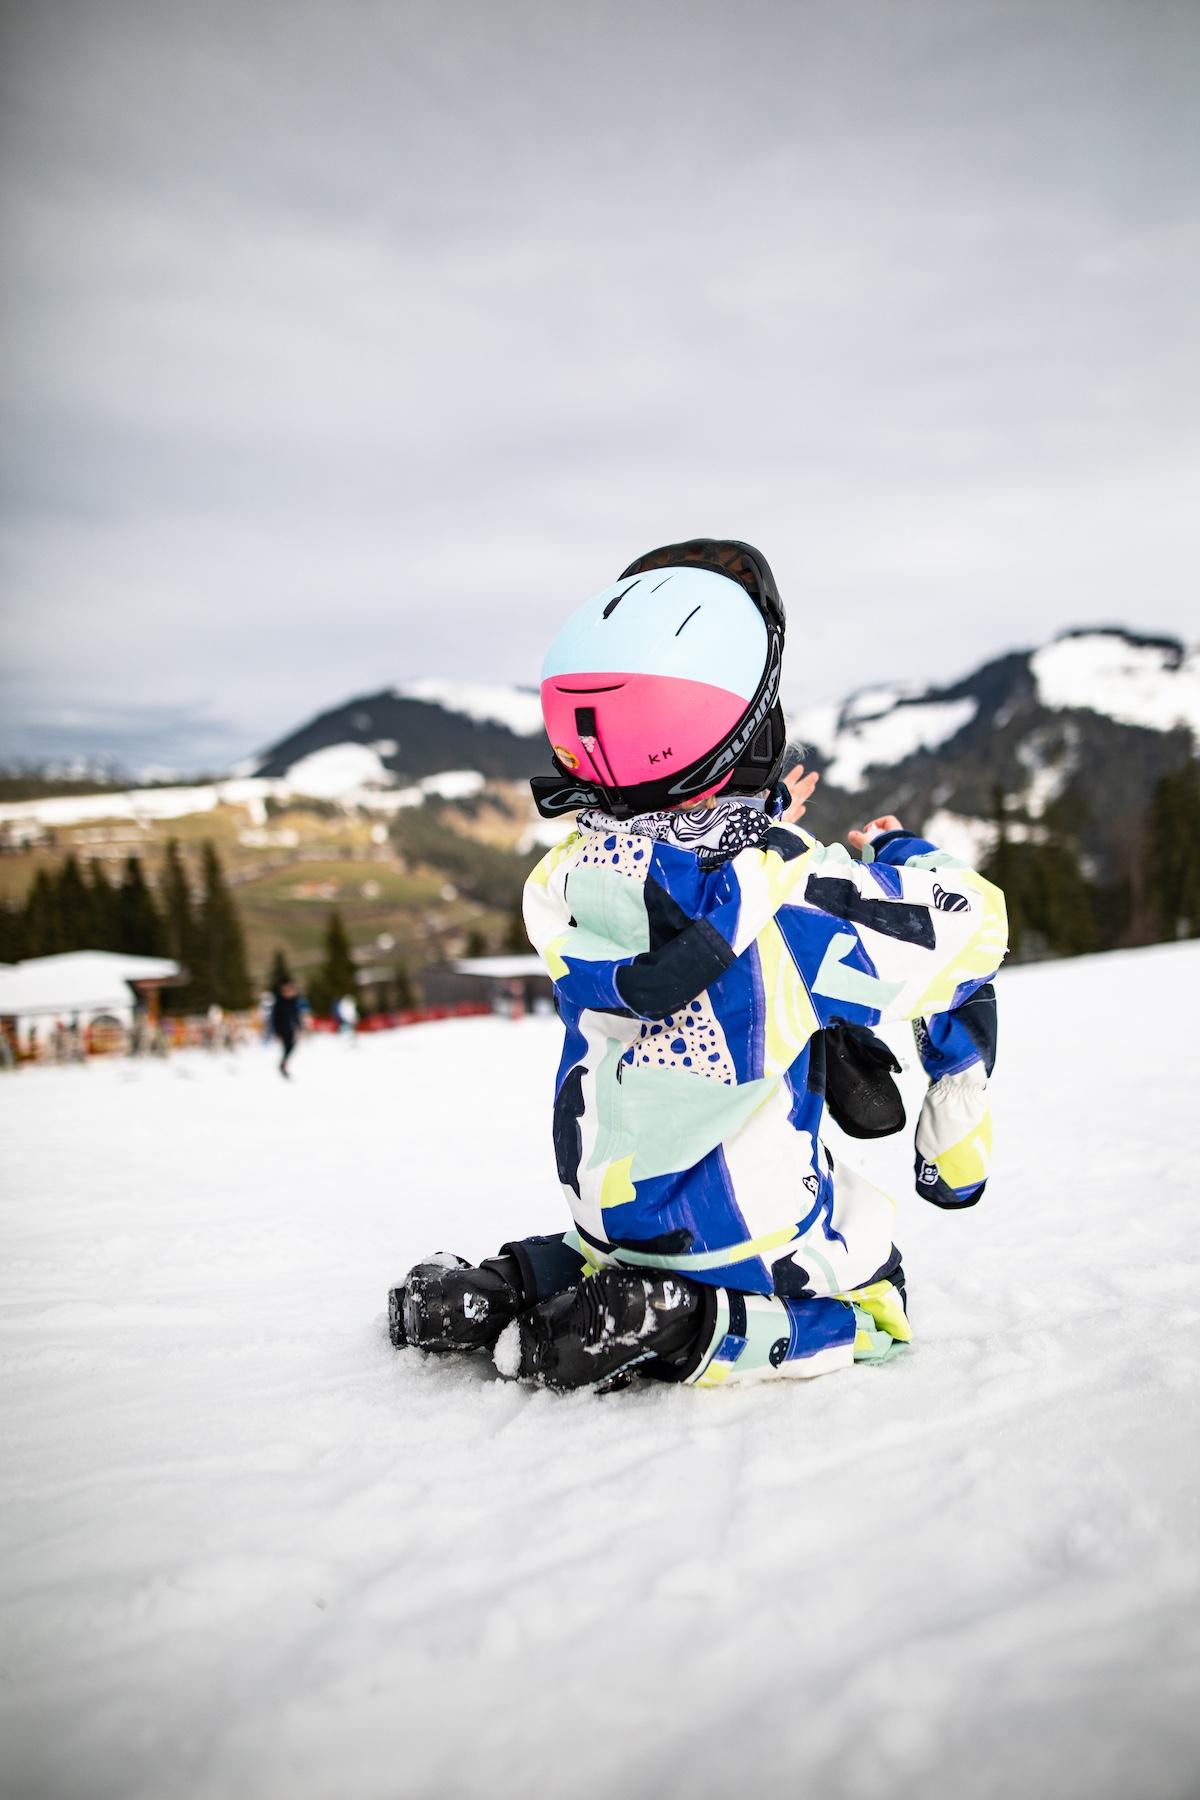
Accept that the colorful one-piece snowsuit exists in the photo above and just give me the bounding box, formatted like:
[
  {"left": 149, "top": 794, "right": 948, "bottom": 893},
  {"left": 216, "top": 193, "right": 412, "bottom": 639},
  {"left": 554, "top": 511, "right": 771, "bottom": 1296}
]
[{"left": 520, "top": 801, "right": 1007, "bottom": 1387}]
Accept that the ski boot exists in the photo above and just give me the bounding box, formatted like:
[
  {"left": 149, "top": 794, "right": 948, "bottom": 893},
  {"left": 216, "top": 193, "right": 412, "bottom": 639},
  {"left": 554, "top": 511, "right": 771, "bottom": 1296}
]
[
  {"left": 500, "top": 1267, "right": 706, "bottom": 1393},
  {"left": 389, "top": 1252, "right": 525, "bottom": 1354}
]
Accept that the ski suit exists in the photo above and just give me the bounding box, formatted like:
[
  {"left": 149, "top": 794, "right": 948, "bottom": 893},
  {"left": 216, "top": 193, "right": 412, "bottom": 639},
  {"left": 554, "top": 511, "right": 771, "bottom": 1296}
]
[{"left": 518, "top": 802, "right": 1007, "bottom": 1386}]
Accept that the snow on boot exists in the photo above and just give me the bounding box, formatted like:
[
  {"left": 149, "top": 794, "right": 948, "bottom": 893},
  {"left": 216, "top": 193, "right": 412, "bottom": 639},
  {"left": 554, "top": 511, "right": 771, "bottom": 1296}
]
[
  {"left": 389, "top": 1252, "right": 524, "bottom": 1353},
  {"left": 500, "top": 1268, "right": 705, "bottom": 1392}
]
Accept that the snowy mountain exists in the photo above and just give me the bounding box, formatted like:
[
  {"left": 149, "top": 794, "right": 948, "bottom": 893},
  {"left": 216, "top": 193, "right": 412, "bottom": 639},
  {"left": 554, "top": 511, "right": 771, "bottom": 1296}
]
[
  {"left": 4, "top": 632, "right": 1194, "bottom": 880},
  {"left": 797, "top": 628, "right": 1199, "bottom": 789},
  {"left": 241, "top": 628, "right": 1197, "bottom": 878},
  {"left": 792, "top": 628, "right": 1198, "bottom": 873},
  {"left": 241, "top": 682, "right": 544, "bottom": 786}
]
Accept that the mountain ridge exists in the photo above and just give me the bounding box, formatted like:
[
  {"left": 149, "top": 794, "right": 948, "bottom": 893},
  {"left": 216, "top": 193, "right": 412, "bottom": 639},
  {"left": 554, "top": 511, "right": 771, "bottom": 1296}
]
[
  {"left": 240, "top": 627, "right": 1198, "bottom": 870},
  {"left": 4, "top": 628, "right": 1195, "bottom": 897}
]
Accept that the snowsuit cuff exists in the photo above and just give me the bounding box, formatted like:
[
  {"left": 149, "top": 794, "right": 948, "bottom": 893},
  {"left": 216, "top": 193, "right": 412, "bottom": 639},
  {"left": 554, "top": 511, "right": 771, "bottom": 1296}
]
[{"left": 500, "top": 1234, "right": 589, "bottom": 1307}]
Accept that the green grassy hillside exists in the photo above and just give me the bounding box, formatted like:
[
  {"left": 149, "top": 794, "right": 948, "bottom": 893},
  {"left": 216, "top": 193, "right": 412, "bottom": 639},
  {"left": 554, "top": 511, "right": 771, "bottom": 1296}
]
[{"left": 0, "top": 787, "right": 536, "bottom": 990}]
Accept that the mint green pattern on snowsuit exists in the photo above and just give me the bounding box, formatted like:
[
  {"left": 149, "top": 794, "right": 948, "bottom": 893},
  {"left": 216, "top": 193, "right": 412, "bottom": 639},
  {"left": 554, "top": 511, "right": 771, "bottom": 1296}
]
[{"left": 524, "top": 804, "right": 1006, "bottom": 1382}]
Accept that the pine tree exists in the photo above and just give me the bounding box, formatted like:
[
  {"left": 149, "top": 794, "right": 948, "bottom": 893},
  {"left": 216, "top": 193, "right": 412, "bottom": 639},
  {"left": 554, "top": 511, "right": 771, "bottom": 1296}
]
[
  {"left": 392, "top": 959, "right": 415, "bottom": 1010},
  {"left": 160, "top": 840, "right": 200, "bottom": 1009},
  {"left": 504, "top": 894, "right": 529, "bottom": 954},
  {"left": 984, "top": 786, "right": 1021, "bottom": 951},
  {"left": 465, "top": 927, "right": 488, "bottom": 959},
  {"left": 55, "top": 854, "right": 93, "bottom": 950},
  {"left": 195, "top": 841, "right": 253, "bottom": 1010},
  {"left": 1147, "top": 761, "right": 1200, "bottom": 939},
  {"left": 116, "top": 856, "right": 166, "bottom": 956},
  {"left": 23, "top": 868, "right": 62, "bottom": 957},
  {"left": 88, "top": 861, "right": 121, "bottom": 951},
  {"left": 0, "top": 898, "right": 25, "bottom": 964},
  {"left": 267, "top": 947, "right": 293, "bottom": 992},
  {"left": 310, "top": 909, "right": 356, "bottom": 1018},
  {"left": 982, "top": 785, "right": 1097, "bottom": 960},
  {"left": 1029, "top": 843, "right": 1096, "bottom": 957}
]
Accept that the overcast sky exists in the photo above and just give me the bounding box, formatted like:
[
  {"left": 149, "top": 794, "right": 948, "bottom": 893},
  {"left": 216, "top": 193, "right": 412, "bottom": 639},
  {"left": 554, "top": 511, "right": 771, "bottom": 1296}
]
[{"left": 1, "top": 0, "right": 1197, "bottom": 772}]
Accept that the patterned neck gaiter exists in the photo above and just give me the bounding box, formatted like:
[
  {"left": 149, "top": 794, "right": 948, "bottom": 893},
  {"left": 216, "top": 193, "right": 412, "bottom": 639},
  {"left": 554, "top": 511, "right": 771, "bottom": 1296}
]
[{"left": 578, "top": 794, "right": 784, "bottom": 870}]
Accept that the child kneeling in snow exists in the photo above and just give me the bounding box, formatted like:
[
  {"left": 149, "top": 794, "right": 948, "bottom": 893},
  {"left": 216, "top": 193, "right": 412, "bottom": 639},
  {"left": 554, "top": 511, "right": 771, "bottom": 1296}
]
[{"left": 389, "top": 539, "right": 1007, "bottom": 1392}]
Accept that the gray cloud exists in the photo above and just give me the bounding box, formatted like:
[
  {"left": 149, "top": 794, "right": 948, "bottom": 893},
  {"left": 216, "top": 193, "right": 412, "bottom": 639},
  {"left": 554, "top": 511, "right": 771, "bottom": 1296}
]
[{"left": 2, "top": 0, "right": 1198, "bottom": 770}]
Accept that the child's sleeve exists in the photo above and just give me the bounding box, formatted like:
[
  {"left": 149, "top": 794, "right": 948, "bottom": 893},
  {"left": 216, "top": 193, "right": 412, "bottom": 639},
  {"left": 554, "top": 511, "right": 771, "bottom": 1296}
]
[
  {"left": 745, "top": 824, "right": 1005, "bottom": 1209},
  {"left": 524, "top": 822, "right": 1007, "bottom": 1056},
  {"left": 521, "top": 835, "right": 661, "bottom": 1018},
  {"left": 911, "top": 981, "right": 997, "bottom": 1208},
  {"left": 768, "top": 823, "right": 1002, "bottom": 1208},
  {"left": 707, "top": 821, "right": 1007, "bottom": 1033}
]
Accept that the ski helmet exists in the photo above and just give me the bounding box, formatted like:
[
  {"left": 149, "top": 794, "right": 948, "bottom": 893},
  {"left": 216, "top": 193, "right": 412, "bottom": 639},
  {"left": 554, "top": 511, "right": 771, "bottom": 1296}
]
[{"left": 531, "top": 538, "right": 788, "bottom": 820}]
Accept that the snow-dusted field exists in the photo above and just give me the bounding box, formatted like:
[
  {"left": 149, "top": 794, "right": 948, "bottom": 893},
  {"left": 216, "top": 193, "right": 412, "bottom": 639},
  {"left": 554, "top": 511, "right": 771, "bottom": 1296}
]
[{"left": 2, "top": 944, "right": 1198, "bottom": 1800}]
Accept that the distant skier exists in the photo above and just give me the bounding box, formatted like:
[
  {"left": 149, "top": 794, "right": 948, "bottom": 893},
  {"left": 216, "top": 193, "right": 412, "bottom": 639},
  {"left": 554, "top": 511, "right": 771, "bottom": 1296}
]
[
  {"left": 270, "top": 981, "right": 301, "bottom": 1079},
  {"left": 389, "top": 538, "right": 1007, "bottom": 1391}
]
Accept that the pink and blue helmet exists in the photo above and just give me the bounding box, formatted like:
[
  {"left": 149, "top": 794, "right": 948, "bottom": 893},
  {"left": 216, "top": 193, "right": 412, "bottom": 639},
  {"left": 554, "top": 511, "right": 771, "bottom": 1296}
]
[{"left": 531, "top": 538, "right": 788, "bottom": 819}]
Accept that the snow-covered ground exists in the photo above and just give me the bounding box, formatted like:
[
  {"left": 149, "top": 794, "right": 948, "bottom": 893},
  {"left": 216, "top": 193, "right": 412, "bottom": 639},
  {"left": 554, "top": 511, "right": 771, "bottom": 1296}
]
[
  {"left": 1032, "top": 633, "right": 1200, "bottom": 736},
  {"left": 2, "top": 944, "right": 1198, "bottom": 1800}
]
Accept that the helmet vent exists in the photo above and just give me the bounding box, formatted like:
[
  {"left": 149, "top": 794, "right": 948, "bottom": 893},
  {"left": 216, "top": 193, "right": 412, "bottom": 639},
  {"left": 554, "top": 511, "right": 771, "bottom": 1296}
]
[
  {"left": 602, "top": 580, "right": 638, "bottom": 620},
  {"left": 750, "top": 718, "right": 775, "bottom": 762}
]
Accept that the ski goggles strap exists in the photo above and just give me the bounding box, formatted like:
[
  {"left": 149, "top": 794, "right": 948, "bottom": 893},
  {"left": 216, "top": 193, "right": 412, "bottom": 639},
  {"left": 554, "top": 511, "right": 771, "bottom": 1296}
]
[
  {"left": 530, "top": 695, "right": 787, "bottom": 820},
  {"left": 530, "top": 772, "right": 607, "bottom": 818}
]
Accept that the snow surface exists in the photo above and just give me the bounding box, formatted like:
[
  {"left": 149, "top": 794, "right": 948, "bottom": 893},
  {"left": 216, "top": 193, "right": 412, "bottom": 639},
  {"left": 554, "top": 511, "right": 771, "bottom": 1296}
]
[
  {"left": 0, "top": 785, "right": 226, "bottom": 829},
  {"left": 918, "top": 809, "right": 1001, "bottom": 866},
  {"left": 284, "top": 743, "right": 393, "bottom": 798},
  {"left": 786, "top": 687, "right": 977, "bottom": 791},
  {"left": 0, "top": 778, "right": 281, "bottom": 832},
  {"left": 1016, "top": 725, "right": 1078, "bottom": 818},
  {"left": 399, "top": 678, "right": 544, "bottom": 738},
  {"left": 2, "top": 946, "right": 1199, "bottom": 1800},
  {"left": 418, "top": 769, "right": 486, "bottom": 802},
  {"left": 0, "top": 762, "right": 488, "bottom": 830},
  {"left": 818, "top": 697, "right": 979, "bottom": 791},
  {"left": 785, "top": 695, "right": 842, "bottom": 760},
  {"left": 1032, "top": 633, "right": 1200, "bottom": 736},
  {"left": 842, "top": 683, "right": 910, "bottom": 726},
  {"left": 328, "top": 769, "right": 488, "bottom": 814},
  {"left": 518, "top": 812, "right": 580, "bottom": 854},
  {"left": 919, "top": 810, "right": 1051, "bottom": 864}
]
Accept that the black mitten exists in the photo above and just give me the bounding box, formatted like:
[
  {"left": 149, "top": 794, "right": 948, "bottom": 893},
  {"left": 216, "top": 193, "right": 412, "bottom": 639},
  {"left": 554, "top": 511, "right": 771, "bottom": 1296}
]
[{"left": 822, "top": 1024, "right": 906, "bottom": 1140}]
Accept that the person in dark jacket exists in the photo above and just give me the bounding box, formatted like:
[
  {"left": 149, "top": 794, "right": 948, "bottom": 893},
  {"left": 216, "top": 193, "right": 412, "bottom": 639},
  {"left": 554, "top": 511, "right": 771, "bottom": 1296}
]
[{"left": 270, "top": 982, "right": 301, "bottom": 1079}]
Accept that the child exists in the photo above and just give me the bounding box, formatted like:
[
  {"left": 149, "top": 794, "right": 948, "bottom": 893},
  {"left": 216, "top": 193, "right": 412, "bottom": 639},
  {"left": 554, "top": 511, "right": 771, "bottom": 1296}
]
[{"left": 389, "top": 538, "right": 1006, "bottom": 1391}]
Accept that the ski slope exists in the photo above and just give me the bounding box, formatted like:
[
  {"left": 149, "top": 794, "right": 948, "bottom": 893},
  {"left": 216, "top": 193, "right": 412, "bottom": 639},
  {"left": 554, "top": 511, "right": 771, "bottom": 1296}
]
[{"left": 2, "top": 944, "right": 1198, "bottom": 1800}]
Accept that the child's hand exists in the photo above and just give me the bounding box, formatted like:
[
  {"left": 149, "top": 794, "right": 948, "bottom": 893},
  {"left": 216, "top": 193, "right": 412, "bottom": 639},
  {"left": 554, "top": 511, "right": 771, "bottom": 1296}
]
[
  {"left": 847, "top": 814, "right": 902, "bottom": 851},
  {"left": 782, "top": 764, "right": 819, "bottom": 822}
]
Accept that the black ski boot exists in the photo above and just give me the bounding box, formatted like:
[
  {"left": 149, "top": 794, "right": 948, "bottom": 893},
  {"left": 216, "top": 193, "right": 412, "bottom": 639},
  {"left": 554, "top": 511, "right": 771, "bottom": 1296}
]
[
  {"left": 504, "top": 1268, "right": 706, "bottom": 1392},
  {"left": 389, "top": 1253, "right": 525, "bottom": 1353}
]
